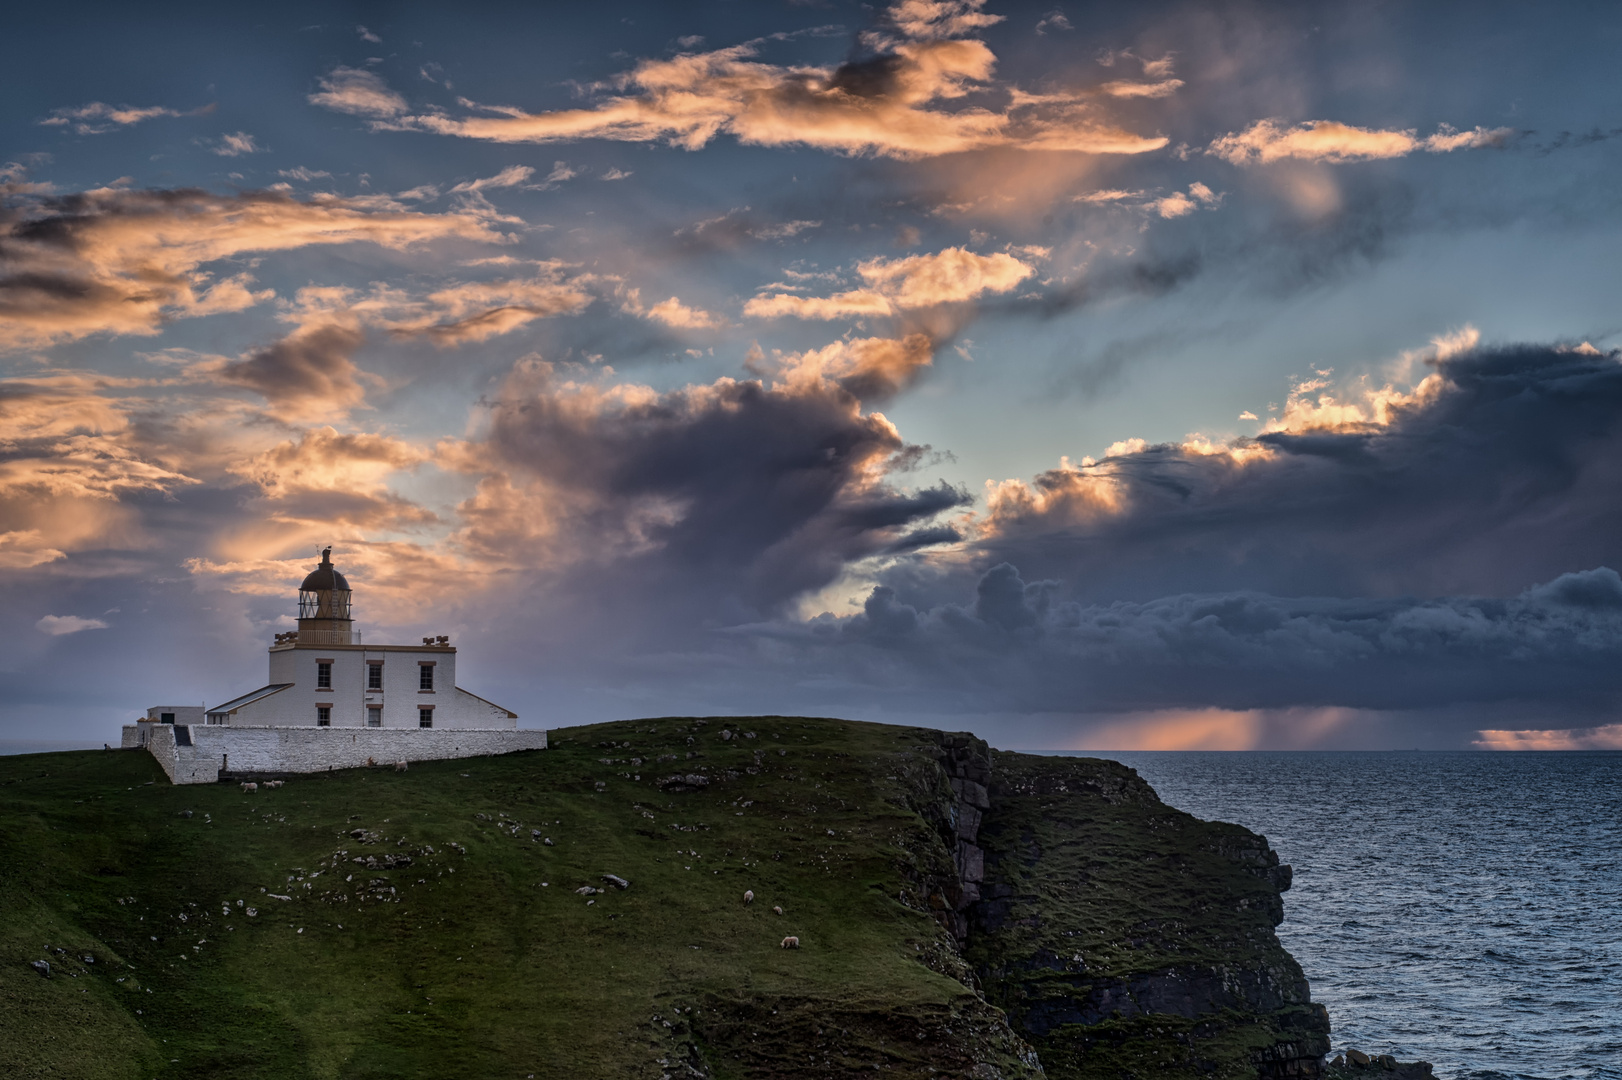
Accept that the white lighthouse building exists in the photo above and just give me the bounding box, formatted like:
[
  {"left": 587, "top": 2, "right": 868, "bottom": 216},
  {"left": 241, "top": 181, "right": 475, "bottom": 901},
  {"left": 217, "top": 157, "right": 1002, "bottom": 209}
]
[{"left": 125, "top": 549, "right": 545, "bottom": 783}]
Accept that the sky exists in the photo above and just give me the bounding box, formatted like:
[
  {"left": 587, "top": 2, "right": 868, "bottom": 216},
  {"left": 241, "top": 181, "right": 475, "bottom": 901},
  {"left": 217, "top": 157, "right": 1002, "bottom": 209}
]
[{"left": 4, "top": 0, "right": 1622, "bottom": 751}]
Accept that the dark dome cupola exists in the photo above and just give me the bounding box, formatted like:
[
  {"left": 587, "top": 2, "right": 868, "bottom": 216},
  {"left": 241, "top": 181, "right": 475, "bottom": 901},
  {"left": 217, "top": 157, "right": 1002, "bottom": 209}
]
[{"left": 296, "top": 547, "right": 354, "bottom": 645}]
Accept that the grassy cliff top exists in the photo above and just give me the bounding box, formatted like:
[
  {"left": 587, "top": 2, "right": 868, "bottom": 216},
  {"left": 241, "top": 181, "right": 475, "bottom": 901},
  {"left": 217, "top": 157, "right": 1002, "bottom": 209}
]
[{"left": 0, "top": 717, "right": 1039, "bottom": 1080}]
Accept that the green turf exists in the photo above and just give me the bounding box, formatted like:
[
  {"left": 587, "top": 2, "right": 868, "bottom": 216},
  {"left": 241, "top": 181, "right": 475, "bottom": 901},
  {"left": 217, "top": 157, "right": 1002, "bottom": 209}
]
[{"left": 0, "top": 717, "right": 1043, "bottom": 1080}]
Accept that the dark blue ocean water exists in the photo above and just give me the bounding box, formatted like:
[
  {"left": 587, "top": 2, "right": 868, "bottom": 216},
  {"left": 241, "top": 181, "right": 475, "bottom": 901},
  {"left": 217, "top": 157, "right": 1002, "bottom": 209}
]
[{"left": 1094, "top": 752, "right": 1622, "bottom": 1080}]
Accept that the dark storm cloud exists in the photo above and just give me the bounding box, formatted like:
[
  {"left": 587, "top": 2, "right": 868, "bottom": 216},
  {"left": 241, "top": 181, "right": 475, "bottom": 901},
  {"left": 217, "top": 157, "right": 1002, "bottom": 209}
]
[
  {"left": 981, "top": 344, "right": 1622, "bottom": 602},
  {"left": 761, "top": 563, "right": 1622, "bottom": 715},
  {"left": 468, "top": 359, "right": 970, "bottom": 619},
  {"left": 682, "top": 342, "right": 1622, "bottom": 722}
]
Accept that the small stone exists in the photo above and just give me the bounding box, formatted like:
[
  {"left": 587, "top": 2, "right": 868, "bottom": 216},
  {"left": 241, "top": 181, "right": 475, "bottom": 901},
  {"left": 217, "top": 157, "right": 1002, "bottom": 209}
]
[
  {"left": 179, "top": 810, "right": 193, "bottom": 818},
  {"left": 1347, "top": 1049, "right": 1371, "bottom": 1067},
  {"left": 603, "top": 874, "right": 630, "bottom": 890},
  {"left": 30, "top": 960, "right": 50, "bottom": 978}
]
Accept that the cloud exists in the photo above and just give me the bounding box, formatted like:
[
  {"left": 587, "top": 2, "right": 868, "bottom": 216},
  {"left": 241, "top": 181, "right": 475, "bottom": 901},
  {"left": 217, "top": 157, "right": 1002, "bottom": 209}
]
[
  {"left": 308, "top": 66, "right": 408, "bottom": 118},
  {"left": 452, "top": 353, "right": 971, "bottom": 616},
  {"left": 645, "top": 295, "right": 725, "bottom": 330},
  {"left": 211, "top": 132, "right": 263, "bottom": 157},
  {"left": 448, "top": 165, "right": 536, "bottom": 193},
  {"left": 327, "top": 6, "right": 1168, "bottom": 161},
  {"left": 40, "top": 101, "right": 210, "bottom": 135},
  {"left": 0, "top": 187, "right": 507, "bottom": 349},
  {"left": 1473, "top": 723, "right": 1622, "bottom": 750},
  {"left": 1150, "top": 181, "right": 1222, "bottom": 218},
  {"left": 213, "top": 323, "right": 371, "bottom": 420},
  {"left": 746, "top": 246, "right": 1033, "bottom": 320},
  {"left": 1209, "top": 119, "right": 1516, "bottom": 165},
  {"left": 390, "top": 273, "right": 594, "bottom": 343},
  {"left": 1099, "top": 79, "right": 1184, "bottom": 99},
  {"left": 887, "top": 0, "right": 1004, "bottom": 40},
  {"left": 1035, "top": 11, "right": 1072, "bottom": 35},
  {"left": 36, "top": 615, "right": 109, "bottom": 635},
  {"left": 357, "top": 24, "right": 382, "bottom": 44},
  {"left": 977, "top": 342, "right": 1622, "bottom": 610},
  {"left": 735, "top": 561, "right": 1622, "bottom": 718}
]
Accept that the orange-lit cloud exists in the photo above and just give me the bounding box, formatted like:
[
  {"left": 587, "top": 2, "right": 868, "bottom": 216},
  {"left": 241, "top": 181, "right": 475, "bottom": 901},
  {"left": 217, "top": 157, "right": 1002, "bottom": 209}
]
[
  {"left": 0, "top": 189, "right": 510, "bottom": 350},
  {"left": 325, "top": 3, "right": 1170, "bottom": 162},
  {"left": 307, "top": 66, "right": 408, "bottom": 118},
  {"left": 1209, "top": 119, "right": 1515, "bottom": 165},
  {"left": 776, "top": 333, "right": 937, "bottom": 399},
  {"left": 1473, "top": 724, "right": 1622, "bottom": 750},
  {"left": 746, "top": 246, "right": 1033, "bottom": 320},
  {"left": 620, "top": 288, "right": 726, "bottom": 330},
  {"left": 39, "top": 101, "right": 212, "bottom": 135}
]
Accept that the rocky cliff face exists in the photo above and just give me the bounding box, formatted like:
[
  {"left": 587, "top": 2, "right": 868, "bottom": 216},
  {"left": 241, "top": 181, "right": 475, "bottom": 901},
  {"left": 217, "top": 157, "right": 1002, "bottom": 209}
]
[{"left": 951, "top": 740, "right": 1332, "bottom": 1080}]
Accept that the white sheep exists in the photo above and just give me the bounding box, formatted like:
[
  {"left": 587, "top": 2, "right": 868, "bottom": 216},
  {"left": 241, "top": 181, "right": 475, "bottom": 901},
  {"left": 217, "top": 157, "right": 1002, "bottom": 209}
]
[
  {"left": 743, "top": 890, "right": 754, "bottom": 905},
  {"left": 240, "top": 782, "right": 258, "bottom": 793},
  {"left": 394, "top": 760, "right": 408, "bottom": 772},
  {"left": 772, "top": 905, "right": 783, "bottom": 916},
  {"left": 780, "top": 936, "right": 799, "bottom": 949}
]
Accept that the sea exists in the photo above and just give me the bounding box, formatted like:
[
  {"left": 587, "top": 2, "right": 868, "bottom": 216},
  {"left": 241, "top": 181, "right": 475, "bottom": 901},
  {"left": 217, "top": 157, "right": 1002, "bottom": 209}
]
[{"left": 1095, "top": 751, "right": 1622, "bottom": 1080}]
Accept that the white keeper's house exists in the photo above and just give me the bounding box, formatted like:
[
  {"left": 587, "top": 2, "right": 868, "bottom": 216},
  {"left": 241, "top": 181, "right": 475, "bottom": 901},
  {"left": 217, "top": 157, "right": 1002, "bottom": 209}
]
[{"left": 125, "top": 549, "right": 545, "bottom": 783}]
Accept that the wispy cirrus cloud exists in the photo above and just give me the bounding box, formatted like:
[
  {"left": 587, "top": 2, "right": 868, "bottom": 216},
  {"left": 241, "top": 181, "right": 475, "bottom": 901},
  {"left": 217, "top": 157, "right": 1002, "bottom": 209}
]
[
  {"left": 1209, "top": 119, "right": 1516, "bottom": 165},
  {"left": 39, "top": 101, "right": 213, "bottom": 135}
]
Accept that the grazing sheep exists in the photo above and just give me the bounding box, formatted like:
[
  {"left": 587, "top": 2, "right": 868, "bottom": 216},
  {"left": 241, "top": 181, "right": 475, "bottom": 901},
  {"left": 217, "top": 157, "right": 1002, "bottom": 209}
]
[
  {"left": 780, "top": 936, "right": 799, "bottom": 949},
  {"left": 743, "top": 890, "right": 754, "bottom": 905},
  {"left": 240, "top": 782, "right": 258, "bottom": 793},
  {"left": 772, "top": 905, "right": 783, "bottom": 916},
  {"left": 394, "top": 761, "right": 408, "bottom": 772}
]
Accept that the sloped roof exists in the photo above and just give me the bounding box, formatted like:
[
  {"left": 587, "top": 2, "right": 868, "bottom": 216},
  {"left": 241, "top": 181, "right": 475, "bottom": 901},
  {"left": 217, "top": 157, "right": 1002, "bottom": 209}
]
[{"left": 207, "top": 684, "right": 293, "bottom": 715}]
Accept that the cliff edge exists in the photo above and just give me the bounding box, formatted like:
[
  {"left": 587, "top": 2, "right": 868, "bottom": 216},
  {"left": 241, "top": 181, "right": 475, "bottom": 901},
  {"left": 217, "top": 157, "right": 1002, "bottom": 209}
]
[{"left": 0, "top": 717, "right": 1330, "bottom": 1079}]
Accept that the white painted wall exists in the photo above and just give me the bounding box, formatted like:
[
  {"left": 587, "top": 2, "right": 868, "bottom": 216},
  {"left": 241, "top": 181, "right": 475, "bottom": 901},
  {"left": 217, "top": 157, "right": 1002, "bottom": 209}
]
[
  {"left": 124, "top": 722, "right": 547, "bottom": 784},
  {"left": 218, "top": 644, "right": 512, "bottom": 729}
]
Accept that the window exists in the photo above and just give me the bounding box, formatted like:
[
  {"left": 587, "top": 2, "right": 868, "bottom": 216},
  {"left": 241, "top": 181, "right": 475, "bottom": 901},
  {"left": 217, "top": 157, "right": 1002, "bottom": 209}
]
[
  {"left": 160, "top": 712, "right": 175, "bottom": 724},
  {"left": 367, "top": 706, "right": 382, "bottom": 727},
  {"left": 317, "top": 661, "right": 332, "bottom": 689},
  {"left": 316, "top": 706, "right": 330, "bottom": 726},
  {"left": 419, "top": 708, "right": 433, "bottom": 729},
  {"left": 367, "top": 663, "right": 383, "bottom": 690},
  {"left": 419, "top": 664, "right": 435, "bottom": 691}
]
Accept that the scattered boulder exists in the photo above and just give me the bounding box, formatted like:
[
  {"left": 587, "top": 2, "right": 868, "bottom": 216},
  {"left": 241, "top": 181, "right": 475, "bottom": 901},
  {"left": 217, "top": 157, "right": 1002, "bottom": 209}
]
[
  {"left": 30, "top": 960, "right": 50, "bottom": 978},
  {"left": 603, "top": 874, "right": 630, "bottom": 890},
  {"left": 576, "top": 886, "right": 600, "bottom": 896},
  {"left": 658, "top": 774, "right": 711, "bottom": 792},
  {"left": 179, "top": 810, "right": 193, "bottom": 818}
]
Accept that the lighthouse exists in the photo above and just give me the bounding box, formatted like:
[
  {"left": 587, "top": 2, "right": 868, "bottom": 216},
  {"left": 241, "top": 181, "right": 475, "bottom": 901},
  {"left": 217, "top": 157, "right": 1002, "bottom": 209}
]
[
  {"left": 129, "top": 548, "right": 543, "bottom": 783},
  {"left": 296, "top": 547, "right": 354, "bottom": 645}
]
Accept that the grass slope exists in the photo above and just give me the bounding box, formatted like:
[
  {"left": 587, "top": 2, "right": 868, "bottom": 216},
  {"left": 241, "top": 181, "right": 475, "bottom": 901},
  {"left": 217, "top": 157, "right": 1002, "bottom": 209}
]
[{"left": 0, "top": 717, "right": 1039, "bottom": 1080}]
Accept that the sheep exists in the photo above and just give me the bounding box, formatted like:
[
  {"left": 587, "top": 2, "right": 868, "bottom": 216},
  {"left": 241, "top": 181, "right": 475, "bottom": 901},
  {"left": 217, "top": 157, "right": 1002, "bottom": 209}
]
[
  {"left": 240, "top": 782, "right": 258, "bottom": 793},
  {"left": 772, "top": 905, "right": 783, "bottom": 916},
  {"left": 780, "top": 936, "right": 799, "bottom": 949},
  {"left": 743, "top": 889, "right": 754, "bottom": 905},
  {"left": 394, "top": 760, "right": 408, "bottom": 772}
]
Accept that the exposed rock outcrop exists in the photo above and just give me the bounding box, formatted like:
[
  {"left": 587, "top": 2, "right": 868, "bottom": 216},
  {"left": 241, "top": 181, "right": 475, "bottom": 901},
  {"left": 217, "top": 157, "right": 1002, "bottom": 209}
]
[{"left": 962, "top": 750, "right": 1332, "bottom": 1080}]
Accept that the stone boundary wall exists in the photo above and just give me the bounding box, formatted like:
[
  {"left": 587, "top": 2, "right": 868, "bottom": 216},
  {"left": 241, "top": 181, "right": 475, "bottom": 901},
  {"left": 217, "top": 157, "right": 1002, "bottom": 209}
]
[{"left": 122, "top": 723, "right": 547, "bottom": 785}]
